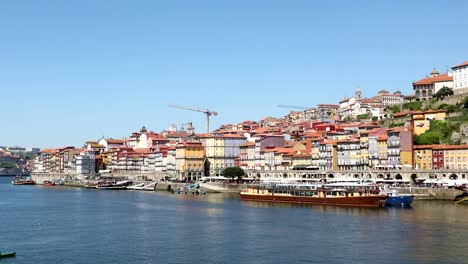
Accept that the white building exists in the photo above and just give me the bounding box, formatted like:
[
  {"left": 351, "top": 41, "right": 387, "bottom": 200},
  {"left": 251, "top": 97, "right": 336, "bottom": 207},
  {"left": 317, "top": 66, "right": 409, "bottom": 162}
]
[
  {"left": 452, "top": 61, "right": 468, "bottom": 94},
  {"left": 76, "top": 152, "right": 95, "bottom": 175},
  {"left": 413, "top": 68, "right": 453, "bottom": 100},
  {"left": 98, "top": 138, "right": 125, "bottom": 151}
]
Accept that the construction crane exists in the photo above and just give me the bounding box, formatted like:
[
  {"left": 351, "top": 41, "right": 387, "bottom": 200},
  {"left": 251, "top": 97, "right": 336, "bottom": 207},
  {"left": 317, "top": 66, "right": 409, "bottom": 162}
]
[
  {"left": 277, "top": 104, "right": 310, "bottom": 110},
  {"left": 168, "top": 104, "right": 218, "bottom": 134}
]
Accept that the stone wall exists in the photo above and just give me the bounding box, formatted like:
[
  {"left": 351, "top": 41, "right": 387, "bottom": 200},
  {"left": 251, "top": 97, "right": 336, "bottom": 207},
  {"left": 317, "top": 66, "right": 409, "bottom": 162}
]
[{"left": 395, "top": 187, "right": 463, "bottom": 200}]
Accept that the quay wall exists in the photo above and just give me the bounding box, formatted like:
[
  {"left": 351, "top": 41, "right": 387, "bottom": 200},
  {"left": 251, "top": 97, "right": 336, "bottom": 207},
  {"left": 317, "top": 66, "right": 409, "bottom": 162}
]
[
  {"left": 30, "top": 172, "right": 464, "bottom": 200},
  {"left": 395, "top": 187, "right": 463, "bottom": 200}
]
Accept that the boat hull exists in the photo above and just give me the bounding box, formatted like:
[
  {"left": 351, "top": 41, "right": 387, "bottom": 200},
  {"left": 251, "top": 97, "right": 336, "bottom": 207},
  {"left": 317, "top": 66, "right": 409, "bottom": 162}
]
[
  {"left": 96, "top": 186, "right": 127, "bottom": 190},
  {"left": 11, "top": 180, "right": 36, "bottom": 185},
  {"left": 454, "top": 197, "right": 468, "bottom": 204},
  {"left": 240, "top": 193, "right": 387, "bottom": 208},
  {"left": 385, "top": 195, "right": 414, "bottom": 206},
  {"left": 0, "top": 252, "right": 16, "bottom": 258},
  {"left": 43, "top": 181, "right": 56, "bottom": 186}
]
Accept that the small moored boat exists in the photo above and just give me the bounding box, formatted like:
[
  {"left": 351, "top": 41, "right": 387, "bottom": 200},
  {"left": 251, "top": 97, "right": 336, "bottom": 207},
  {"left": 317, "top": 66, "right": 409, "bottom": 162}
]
[
  {"left": 454, "top": 191, "right": 468, "bottom": 204},
  {"left": 11, "top": 178, "right": 36, "bottom": 185},
  {"left": 43, "top": 180, "right": 56, "bottom": 186},
  {"left": 0, "top": 251, "right": 16, "bottom": 258},
  {"left": 379, "top": 188, "right": 414, "bottom": 207}
]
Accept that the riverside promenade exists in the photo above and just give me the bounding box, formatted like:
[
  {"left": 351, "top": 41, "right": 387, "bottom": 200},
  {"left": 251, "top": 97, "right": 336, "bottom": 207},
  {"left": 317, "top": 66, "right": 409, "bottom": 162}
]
[{"left": 30, "top": 171, "right": 465, "bottom": 200}]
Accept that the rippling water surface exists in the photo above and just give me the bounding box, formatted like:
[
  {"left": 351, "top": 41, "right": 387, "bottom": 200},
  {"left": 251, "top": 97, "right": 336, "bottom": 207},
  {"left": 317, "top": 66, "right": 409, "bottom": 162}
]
[{"left": 1, "top": 177, "right": 468, "bottom": 264}]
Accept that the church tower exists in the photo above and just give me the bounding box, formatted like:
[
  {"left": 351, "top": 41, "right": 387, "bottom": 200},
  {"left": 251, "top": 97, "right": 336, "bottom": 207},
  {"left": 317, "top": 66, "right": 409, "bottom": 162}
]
[{"left": 355, "top": 86, "right": 362, "bottom": 101}]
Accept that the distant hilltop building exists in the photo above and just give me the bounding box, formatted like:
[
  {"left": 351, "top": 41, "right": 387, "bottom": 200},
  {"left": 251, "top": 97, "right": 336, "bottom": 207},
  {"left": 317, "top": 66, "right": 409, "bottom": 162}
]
[
  {"left": 338, "top": 87, "right": 403, "bottom": 120},
  {"left": 452, "top": 61, "right": 468, "bottom": 95},
  {"left": 413, "top": 68, "right": 453, "bottom": 100}
]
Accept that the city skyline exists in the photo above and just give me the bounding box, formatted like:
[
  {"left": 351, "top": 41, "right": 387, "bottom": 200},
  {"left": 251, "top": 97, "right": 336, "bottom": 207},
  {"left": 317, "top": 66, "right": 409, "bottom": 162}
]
[{"left": 1, "top": 1, "right": 468, "bottom": 148}]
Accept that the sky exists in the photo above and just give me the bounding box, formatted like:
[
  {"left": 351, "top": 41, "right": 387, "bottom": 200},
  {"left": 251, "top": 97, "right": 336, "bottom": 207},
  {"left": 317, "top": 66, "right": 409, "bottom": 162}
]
[{"left": 1, "top": 0, "right": 468, "bottom": 148}]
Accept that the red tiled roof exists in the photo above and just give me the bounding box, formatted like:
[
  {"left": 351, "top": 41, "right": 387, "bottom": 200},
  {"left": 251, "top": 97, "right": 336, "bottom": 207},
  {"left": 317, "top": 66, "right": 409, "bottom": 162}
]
[
  {"left": 240, "top": 142, "right": 255, "bottom": 147},
  {"left": 424, "top": 109, "right": 445, "bottom": 114},
  {"left": 388, "top": 126, "right": 410, "bottom": 133},
  {"left": 40, "top": 148, "right": 58, "bottom": 154},
  {"left": 134, "top": 148, "right": 153, "bottom": 154},
  {"left": 413, "top": 73, "right": 453, "bottom": 85},
  {"left": 176, "top": 141, "right": 203, "bottom": 147},
  {"left": 433, "top": 144, "right": 468, "bottom": 150},
  {"left": 393, "top": 111, "right": 413, "bottom": 118},
  {"left": 377, "top": 135, "right": 388, "bottom": 141},
  {"left": 107, "top": 139, "right": 125, "bottom": 144},
  {"left": 452, "top": 61, "right": 468, "bottom": 69}
]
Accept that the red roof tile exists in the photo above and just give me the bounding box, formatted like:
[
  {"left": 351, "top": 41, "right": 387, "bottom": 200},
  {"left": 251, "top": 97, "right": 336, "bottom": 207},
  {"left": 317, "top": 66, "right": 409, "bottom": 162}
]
[
  {"left": 413, "top": 73, "right": 452, "bottom": 85},
  {"left": 452, "top": 61, "right": 468, "bottom": 69}
]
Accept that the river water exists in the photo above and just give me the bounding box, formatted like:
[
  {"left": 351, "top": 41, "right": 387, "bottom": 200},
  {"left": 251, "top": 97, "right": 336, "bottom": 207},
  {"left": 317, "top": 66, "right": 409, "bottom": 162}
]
[{"left": 1, "top": 177, "right": 468, "bottom": 264}]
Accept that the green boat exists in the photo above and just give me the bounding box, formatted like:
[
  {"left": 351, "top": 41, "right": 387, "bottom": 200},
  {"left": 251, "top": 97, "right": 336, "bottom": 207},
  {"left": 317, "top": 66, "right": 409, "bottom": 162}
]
[{"left": 0, "top": 251, "right": 16, "bottom": 258}]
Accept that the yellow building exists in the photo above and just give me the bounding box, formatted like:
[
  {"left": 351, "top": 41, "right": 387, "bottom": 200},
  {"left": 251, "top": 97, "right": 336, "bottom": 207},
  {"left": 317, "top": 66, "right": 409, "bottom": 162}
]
[
  {"left": 359, "top": 131, "right": 369, "bottom": 169},
  {"left": 175, "top": 141, "right": 205, "bottom": 181},
  {"left": 377, "top": 135, "right": 388, "bottom": 166},
  {"left": 436, "top": 145, "right": 468, "bottom": 170},
  {"left": 203, "top": 135, "right": 225, "bottom": 176},
  {"left": 413, "top": 145, "right": 433, "bottom": 170},
  {"left": 400, "top": 151, "right": 413, "bottom": 167},
  {"left": 412, "top": 110, "right": 446, "bottom": 135},
  {"left": 291, "top": 151, "right": 312, "bottom": 169},
  {"left": 100, "top": 151, "right": 113, "bottom": 169}
]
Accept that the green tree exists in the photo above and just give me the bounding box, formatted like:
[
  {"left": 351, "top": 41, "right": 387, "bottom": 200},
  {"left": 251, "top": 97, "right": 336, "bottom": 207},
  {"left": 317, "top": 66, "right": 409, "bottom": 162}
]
[
  {"left": 413, "top": 120, "right": 460, "bottom": 145},
  {"left": 389, "top": 122, "right": 405, "bottom": 128},
  {"left": 433, "top": 87, "right": 454, "bottom": 100},
  {"left": 0, "top": 162, "right": 17, "bottom": 169},
  {"left": 438, "top": 103, "right": 458, "bottom": 113},
  {"left": 389, "top": 105, "right": 401, "bottom": 113},
  {"left": 462, "top": 96, "right": 468, "bottom": 109},
  {"left": 222, "top": 167, "right": 245, "bottom": 182},
  {"left": 402, "top": 101, "right": 422, "bottom": 111},
  {"left": 356, "top": 113, "right": 369, "bottom": 120},
  {"left": 414, "top": 132, "right": 441, "bottom": 145}
]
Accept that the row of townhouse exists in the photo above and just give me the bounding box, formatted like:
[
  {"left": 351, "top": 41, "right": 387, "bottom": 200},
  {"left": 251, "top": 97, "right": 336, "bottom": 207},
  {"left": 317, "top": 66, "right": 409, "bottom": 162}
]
[
  {"left": 33, "top": 146, "right": 96, "bottom": 175},
  {"left": 239, "top": 127, "right": 415, "bottom": 172},
  {"left": 414, "top": 144, "right": 468, "bottom": 170}
]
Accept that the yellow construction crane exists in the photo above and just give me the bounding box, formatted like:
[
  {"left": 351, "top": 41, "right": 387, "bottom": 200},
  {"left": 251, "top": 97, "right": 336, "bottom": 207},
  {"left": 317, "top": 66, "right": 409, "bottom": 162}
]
[{"left": 168, "top": 104, "right": 218, "bottom": 134}]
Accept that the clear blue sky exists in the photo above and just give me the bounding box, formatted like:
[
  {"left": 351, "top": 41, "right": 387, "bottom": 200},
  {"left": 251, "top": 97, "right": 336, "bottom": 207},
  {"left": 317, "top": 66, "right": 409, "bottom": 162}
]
[{"left": 1, "top": 0, "right": 467, "bottom": 148}]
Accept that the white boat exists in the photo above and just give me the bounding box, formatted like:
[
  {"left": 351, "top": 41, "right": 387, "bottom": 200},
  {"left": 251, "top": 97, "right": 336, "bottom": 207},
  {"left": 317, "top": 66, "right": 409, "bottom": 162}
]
[
  {"left": 127, "top": 183, "right": 145, "bottom": 190},
  {"left": 128, "top": 182, "right": 157, "bottom": 191}
]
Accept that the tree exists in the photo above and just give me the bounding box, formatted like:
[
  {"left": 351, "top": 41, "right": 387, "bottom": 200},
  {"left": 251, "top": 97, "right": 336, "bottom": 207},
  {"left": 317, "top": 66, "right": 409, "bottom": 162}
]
[
  {"left": 462, "top": 96, "right": 468, "bottom": 109},
  {"left": 222, "top": 167, "right": 245, "bottom": 183},
  {"left": 402, "top": 101, "right": 422, "bottom": 111},
  {"left": 389, "top": 105, "right": 401, "bottom": 114},
  {"left": 433, "top": 87, "right": 454, "bottom": 100},
  {"left": 0, "top": 162, "right": 17, "bottom": 169},
  {"left": 413, "top": 120, "right": 460, "bottom": 145},
  {"left": 414, "top": 132, "right": 441, "bottom": 145},
  {"left": 438, "top": 103, "right": 458, "bottom": 113}
]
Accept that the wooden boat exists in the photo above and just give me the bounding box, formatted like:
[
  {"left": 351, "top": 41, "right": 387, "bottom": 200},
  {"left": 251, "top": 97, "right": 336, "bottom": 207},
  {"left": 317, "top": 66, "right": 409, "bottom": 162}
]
[
  {"left": 240, "top": 184, "right": 387, "bottom": 208},
  {"left": 11, "top": 179, "right": 36, "bottom": 185},
  {"left": 455, "top": 197, "right": 468, "bottom": 204},
  {"left": 0, "top": 251, "right": 16, "bottom": 258},
  {"left": 43, "top": 180, "right": 56, "bottom": 186},
  {"left": 454, "top": 192, "right": 468, "bottom": 204},
  {"left": 95, "top": 182, "right": 127, "bottom": 190},
  {"left": 96, "top": 185, "right": 127, "bottom": 190}
]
